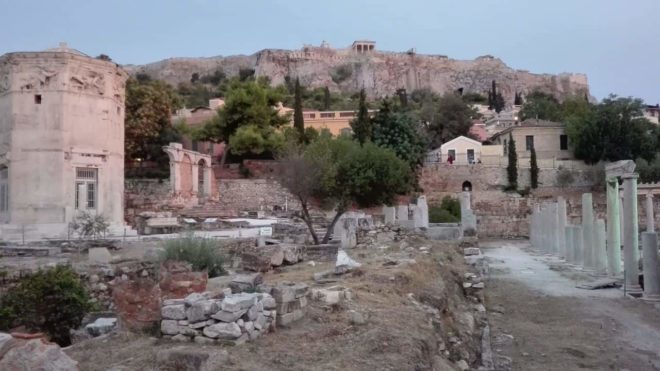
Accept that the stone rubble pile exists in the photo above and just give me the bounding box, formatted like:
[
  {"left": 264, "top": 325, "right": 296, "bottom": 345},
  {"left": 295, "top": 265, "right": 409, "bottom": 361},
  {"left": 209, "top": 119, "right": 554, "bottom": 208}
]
[
  {"left": 0, "top": 333, "right": 78, "bottom": 370},
  {"left": 160, "top": 282, "right": 309, "bottom": 345}
]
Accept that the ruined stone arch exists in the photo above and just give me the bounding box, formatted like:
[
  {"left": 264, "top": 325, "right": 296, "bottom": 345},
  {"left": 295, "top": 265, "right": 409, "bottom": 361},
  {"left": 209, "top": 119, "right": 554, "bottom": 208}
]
[{"left": 462, "top": 181, "right": 473, "bottom": 192}]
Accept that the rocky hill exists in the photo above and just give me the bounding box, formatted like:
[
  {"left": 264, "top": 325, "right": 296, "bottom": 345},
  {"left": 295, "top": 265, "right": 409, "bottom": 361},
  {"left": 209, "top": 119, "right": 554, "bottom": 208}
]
[{"left": 125, "top": 42, "right": 590, "bottom": 104}]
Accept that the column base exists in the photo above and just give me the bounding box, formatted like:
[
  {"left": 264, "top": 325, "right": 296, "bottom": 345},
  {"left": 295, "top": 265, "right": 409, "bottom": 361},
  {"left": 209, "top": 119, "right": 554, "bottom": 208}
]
[
  {"left": 622, "top": 284, "right": 643, "bottom": 294},
  {"left": 642, "top": 293, "right": 660, "bottom": 302}
]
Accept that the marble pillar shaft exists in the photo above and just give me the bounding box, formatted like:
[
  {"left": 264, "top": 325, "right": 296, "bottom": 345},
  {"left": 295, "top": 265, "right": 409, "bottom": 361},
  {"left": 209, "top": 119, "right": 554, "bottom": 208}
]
[
  {"left": 622, "top": 174, "right": 642, "bottom": 293},
  {"left": 641, "top": 232, "right": 660, "bottom": 301},
  {"left": 594, "top": 219, "right": 608, "bottom": 272},
  {"left": 565, "top": 225, "right": 575, "bottom": 263},
  {"left": 606, "top": 178, "right": 622, "bottom": 276},
  {"left": 557, "top": 197, "right": 567, "bottom": 258},
  {"left": 581, "top": 193, "right": 595, "bottom": 268},
  {"left": 646, "top": 194, "right": 655, "bottom": 233}
]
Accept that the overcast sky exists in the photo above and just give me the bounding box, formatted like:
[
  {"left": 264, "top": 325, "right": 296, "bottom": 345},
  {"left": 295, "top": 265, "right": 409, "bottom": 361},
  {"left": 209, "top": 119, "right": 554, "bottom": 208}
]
[{"left": 1, "top": 0, "right": 658, "bottom": 103}]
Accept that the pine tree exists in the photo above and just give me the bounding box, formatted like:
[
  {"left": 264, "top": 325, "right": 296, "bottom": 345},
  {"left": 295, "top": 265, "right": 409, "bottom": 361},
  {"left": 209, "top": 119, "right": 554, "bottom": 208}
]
[
  {"left": 494, "top": 92, "right": 506, "bottom": 113},
  {"left": 350, "top": 89, "right": 372, "bottom": 144},
  {"left": 323, "top": 86, "right": 331, "bottom": 111},
  {"left": 293, "top": 78, "right": 305, "bottom": 141},
  {"left": 507, "top": 133, "right": 518, "bottom": 190},
  {"left": 530, "top": 145, "right": 539, "bottom": 189}
]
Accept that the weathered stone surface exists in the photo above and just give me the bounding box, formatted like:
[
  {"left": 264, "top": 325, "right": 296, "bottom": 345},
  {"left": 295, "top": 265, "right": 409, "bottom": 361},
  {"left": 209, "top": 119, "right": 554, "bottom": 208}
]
[
  {"left": 254, "top": 314, "right": 268, "bottom": 330},
  {"left": 85, "top": 317, "right": 117, "bottom": 337},
  {"left": 276, "top": 309, "right": 304, "bottom": 327},
  {"left": 272, "top": 283, "right": 308, "bottom": 302},
  {"left": 163, "top": 298, "right": 185, "bottom": 306},
  {"left": 241, "top": 245, "right": 284, "bottom": 272},
  {"left": 221, "top": 293, "right": 258, "bottom": 312},
  {"left": 245, "top": 304, "right": 259, "bottom": 321},
  {"left": 172, "top": 334, "right": 191, "bottom": 342},
  {"left": 244, "top": 321, "right": 254, "bottom": 332},
  {"left": 186, "top": 300, "right": 218, "bottom": 323},
  {"left": 276, "top": 297, "right": 307, "bottom": 314},
  {"left": 0, "top": 332, "right": 16, "bottom": 359},
  {"left": 193, "top": 335, "right": 216, "bottom": 345},
  {"left": 336, "top": 250, "right": 361, "bottom": 269},
  {"left": 161, "top": 320, "right": 180, "bottom": 335},
  {"left": 203, "top": 322, "right": 242, "bottom": 339},
  {"left": 261, "top": 296, "right": 276, "bottom": 310},
  {"left": 211, "top": 309, "right": 247, "bottom": 323},
  {"left": 0, "top": 339, "right": 78, "bottom": 371},
  {"left": 162, "top": 304, "right": 187, "bottom": 320},
  {"left": 281, "top": 244, "right": 303, "bottom": 264},
  {"left": 184, "top": 292, "right": 207, "bottom": 307},
  {"left": 189, "top": 319, "right": 215, "bottom": 329},
  {"left": 463, "top": 247, "right": 481, "bottom": 256},
  {"left": 229, "top": 273, "right": 263, "bottom": 293}
]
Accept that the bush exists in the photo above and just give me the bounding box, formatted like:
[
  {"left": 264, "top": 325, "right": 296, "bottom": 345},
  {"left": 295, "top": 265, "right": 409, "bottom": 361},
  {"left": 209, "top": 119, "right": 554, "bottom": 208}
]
[
  {"left": 0, "top": 265, "right": 93, "bottom": 346},
  {"left": 160, "top": 236, "right": 226, "bottom": 277},
  {"left": 429, "top": 196, "right": 461, "bottom": 223},
  {"left": 331, "top": 64, "right": 353, "bottom": 84},
  {"left": 69, "top": 211, "right": 110, "bottom": 239}
]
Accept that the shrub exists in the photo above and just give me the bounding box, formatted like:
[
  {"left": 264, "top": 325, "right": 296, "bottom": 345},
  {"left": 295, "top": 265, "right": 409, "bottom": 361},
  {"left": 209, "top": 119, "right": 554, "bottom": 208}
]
[
  {"left": 429, "top": 196, "right": 461, "bottom": 223},
  {"left": 69, "top": 212, "right": 110, "bottom": 239},
  {"left": 0, "top": 265, "right": 93, "bottom": 346},
  {"left": 159, "top": 235, "right": 226, "bottom": 277},
  {"left": 331, "top": 64, "right": 353, "bottom": 84}
]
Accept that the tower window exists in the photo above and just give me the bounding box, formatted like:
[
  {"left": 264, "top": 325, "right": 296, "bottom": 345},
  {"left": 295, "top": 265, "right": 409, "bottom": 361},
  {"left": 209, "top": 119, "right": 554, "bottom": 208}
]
[
  {"left": 34, "top": 95, "right": 42, "bottom": 104},
  {"left": 75, "top": 167, "right": 98, "bottom": 210}
]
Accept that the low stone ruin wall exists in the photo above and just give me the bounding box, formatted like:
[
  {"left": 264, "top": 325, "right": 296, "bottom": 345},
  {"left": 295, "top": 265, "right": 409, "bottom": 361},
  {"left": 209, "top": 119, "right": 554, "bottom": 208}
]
[{"left": 160, "top": 282, "right": 309, "bottom": 344}]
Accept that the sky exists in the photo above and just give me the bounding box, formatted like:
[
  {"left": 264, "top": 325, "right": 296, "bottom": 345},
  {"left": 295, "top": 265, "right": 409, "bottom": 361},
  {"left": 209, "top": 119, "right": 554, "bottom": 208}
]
[{"left": 0, "top": 0, "right": 658, "bottom": 103}]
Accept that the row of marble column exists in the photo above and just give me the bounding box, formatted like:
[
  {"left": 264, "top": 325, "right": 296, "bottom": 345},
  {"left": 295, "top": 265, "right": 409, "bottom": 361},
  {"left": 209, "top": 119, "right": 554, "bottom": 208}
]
[{"left": 529, "top": 174, "right": 659, "bottom": 301}]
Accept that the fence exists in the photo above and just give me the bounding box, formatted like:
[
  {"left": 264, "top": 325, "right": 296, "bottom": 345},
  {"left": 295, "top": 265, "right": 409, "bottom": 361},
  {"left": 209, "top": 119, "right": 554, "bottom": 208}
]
[{"left": 424, "top": 154, "right": 593, "bottom": 170}]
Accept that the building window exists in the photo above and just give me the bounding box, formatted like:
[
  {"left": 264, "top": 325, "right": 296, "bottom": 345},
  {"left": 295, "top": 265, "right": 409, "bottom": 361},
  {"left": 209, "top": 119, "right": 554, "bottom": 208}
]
[
  {"left": 339, "top": 112, "right": 355, "bottom": 118},
  {"left": 75, "top": 167, "right": 98, "bottom": 210},
  {"left": 320, "top": 112, "right": 335, "bottom": 118},
  {"left": 525, "top": 135, "right": 534, "bottom": 151},
  {"left": 448, "top": 149, "right": 456, "bottom": 160},
  {"left": 0, "top": 166, "right": 8, "bottom": 215},
  {"left": 467, "top": 149, "right": 475, "bottom": 164},
  {"left": 34, "top": 94, "right": 42, "bottom": 104},
  {"left": 560, "top": 135, "right": 568, "bottom": 150}
]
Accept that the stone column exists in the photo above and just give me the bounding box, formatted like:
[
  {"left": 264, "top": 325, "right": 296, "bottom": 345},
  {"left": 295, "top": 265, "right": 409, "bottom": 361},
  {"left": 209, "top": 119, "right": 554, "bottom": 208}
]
[
  {"left": 646, "top": 193, "right": 655, "bottom": 233},
  {"left": 417, "top": 196, "right": 429, "bottom": 228},
  {"left": 622, "top": 174, "right": 642, "bottom": 293},
  {"left": 383, "top": 206, "right": 396, "bottom": 224},
  {"left": 594, "top": 219, "right": 608, "bottom": 273},
  {"left": 641, "top": 232, "right": 660, "bottom": 301},
  {"left": 565, "top": 225, "right": 575, "bottom": 263},
  {"left": 539, "top": 205, "right": 548, "bottom": 252},
  {"left": 548, "top": 203, "right": 559, "bottom": 255},
  {"left": 581, "top": 193, "right": 595, "bottom": 268},
  {"left": 606, "top": 177, "right": 622, "bottom": 276},
  {"left": 530, "top": 206, "right": 539, "bottom": 249},
  {"left": 573, "top": 225, "right": 583, "bottom": 266},
  {"left": 396, "top": 205, "right": 408, "bottom": 223},
  {"left": 557, "top": 197, "right": 567, "bottom": 258}
]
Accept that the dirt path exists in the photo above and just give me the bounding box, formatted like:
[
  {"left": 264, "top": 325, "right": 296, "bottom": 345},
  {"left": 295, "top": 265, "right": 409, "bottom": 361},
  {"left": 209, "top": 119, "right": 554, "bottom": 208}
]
[{"left": 481, "top": 240, "right": 660, "bottom": 371}]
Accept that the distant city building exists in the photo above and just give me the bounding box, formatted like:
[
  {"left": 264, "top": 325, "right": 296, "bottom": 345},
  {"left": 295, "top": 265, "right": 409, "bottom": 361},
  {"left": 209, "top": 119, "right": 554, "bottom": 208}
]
[
  {"left": 644, "top": 104, "right": 659, "bottom": 125},
  {"left": 352, "top": 40, "right": 376, "bottom": 53},
  {"left": 489, "top": 119, "right": 573, "bottom": 160},
  {"left": 0, "top": 43, "right": 130, "bottom": 239},
  {"left": 171, "top": 99, "right": 225, "bottom": 161}
]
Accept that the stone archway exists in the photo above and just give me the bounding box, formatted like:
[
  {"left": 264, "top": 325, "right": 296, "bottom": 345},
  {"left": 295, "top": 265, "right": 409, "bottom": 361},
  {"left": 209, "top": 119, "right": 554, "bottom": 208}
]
[{"left": 462, "top": 180, "right": 473, "bottom": 192}]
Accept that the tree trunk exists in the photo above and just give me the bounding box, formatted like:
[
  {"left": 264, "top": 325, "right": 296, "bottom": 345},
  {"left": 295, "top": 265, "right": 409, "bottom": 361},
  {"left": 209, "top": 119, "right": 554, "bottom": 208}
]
[
  {"left": 219, "top": 143, "right": 230, "bottom": 171},
  {"left": 299, "top": 198, "right": 319, "bottom": 245},
  {"left": 321, "top": 209, "right": 345, "bottom": 244}
]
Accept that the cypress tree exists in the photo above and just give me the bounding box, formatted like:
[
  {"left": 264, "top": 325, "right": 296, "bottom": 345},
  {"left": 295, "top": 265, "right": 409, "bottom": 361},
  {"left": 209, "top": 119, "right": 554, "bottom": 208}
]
[
  {"left": 530, "top": 145, "right": 539, "bottom": 189},
  {"left": 507, "top": 133, "right": 518, "bottom": 190},
  {"left": 323, "top": 86, "right": 331, "bottom": 111},
  {"left": 494, "top": 92, "right": 506, "bottom": 113},
  {"left": 293, "top": 78, "right": 304, "bottom": 141},
  {"left": 350, "top": 89, "right": 372, "bottom": 144}
]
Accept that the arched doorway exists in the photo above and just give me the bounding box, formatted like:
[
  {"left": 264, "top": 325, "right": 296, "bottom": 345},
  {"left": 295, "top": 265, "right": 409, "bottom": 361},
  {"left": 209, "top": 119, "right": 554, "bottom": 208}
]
[
  {"left": 198, "top": 159, "right": 207, "bottom": 197},
  {"left": 462, "top": 181, "right": 472, "bottom": 192}
]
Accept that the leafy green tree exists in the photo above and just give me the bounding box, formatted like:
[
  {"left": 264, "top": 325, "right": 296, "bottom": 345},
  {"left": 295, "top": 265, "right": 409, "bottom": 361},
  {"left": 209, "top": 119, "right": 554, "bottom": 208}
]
[
  {"left": 277, "top": 138, "right": 412, "bottom": 244},
  {"left": 462, "top": 92, "right": 487, "bottom": 104},
  {"left": 293, "top": 78, "right": 305, "bottom": 141},
  {"left": 519, "top": 91, "right": 562, "bottom": 121},
  {"left": 566, "top": 95, "right": 657, "bottom": 164},
  {"left": 371, "top": 100, "right": 427, "bottom": 170},
  {"left": 0, "top": 266, "right": 93, "bottom": 346},
  {"left": 507, "top": 133, "right": 518, "bottom": 190},
  {"left": 425, "top": 92, "right": 478, "bottom": 148},
  {"left": 530, "top": 145, "right": 539, "bottom": 189},
  {"left": 196, "top": 78, "right": 290, "bottom": 159},
  {"left": 125, "top": 78, "right": 181, "bottom": 165},
  {"left": 350, "top": 89, "right": 372, "bottom": 144}
]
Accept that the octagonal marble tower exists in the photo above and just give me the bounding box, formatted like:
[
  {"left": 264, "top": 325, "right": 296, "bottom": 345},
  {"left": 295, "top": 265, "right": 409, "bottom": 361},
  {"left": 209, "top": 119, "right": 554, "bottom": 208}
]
[{"left": 0, "top": 43, "right": 129, "bottom": 240}]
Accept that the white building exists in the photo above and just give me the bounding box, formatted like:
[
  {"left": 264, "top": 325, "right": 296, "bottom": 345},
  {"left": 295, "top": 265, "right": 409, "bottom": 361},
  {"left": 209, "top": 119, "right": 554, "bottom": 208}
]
[
  {"left": 427, "top": 136, "right": 483, "bottom": 164},
  {"left": 0, "top": 44, "right": 131, "bottom": 240}
]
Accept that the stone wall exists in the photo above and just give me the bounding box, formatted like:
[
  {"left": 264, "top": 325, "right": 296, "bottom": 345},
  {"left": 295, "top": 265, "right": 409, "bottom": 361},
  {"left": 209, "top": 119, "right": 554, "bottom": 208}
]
[
  {"left": 124, "top": 179, "right": 181, "bottom": 226},
  {"left": 420, "top": 166, "right": 660, "bottom": 238},
  {"left": 217, "top": 179, "right": 299, "bottom": 213}
]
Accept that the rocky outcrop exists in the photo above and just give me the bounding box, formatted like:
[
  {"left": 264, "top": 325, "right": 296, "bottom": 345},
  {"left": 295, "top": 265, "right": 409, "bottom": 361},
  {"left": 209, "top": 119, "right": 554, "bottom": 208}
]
[{"left": 125, "top": 45, "right": 590, "bottom": 103}]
